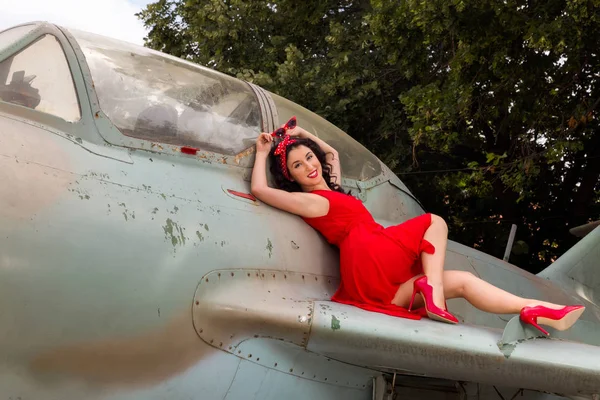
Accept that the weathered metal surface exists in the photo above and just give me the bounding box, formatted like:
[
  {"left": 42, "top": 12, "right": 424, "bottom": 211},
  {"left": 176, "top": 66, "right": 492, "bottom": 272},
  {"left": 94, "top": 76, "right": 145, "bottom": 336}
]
[
  {"left": 222, "top": 359, "right": 370, "bottom": 400},
  {"left": 307, "top": 301, "right": 600, "bottom": 395},
  {"left": 539, "top": 225, "right": 600, "bottom": 307},
  {"left": 233, "top": 339, "right": 375, "bottom": 389},
  {"left": 193, "top": 269, "right": 331, "bottom": 349},
  {"left": 192, "top": 268, "right": 376, "bottom": 388}
]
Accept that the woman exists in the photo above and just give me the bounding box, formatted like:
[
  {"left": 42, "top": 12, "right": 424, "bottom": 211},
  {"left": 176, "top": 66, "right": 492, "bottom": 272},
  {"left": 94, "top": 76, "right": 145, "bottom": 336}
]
[{"left": 251, "top": 117, "right": 584, "bottom": 335}]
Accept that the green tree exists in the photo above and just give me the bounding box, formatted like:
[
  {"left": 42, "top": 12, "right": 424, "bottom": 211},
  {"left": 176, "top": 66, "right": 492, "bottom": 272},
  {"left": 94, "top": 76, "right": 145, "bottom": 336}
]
[{"left": 138, "top": 0, "right": 600, "bottom": 272}]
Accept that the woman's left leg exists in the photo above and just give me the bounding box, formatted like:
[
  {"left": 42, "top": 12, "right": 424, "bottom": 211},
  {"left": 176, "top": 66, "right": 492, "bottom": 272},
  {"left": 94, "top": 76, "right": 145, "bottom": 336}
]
[{"left": 419, "top": 214, "right": 449, "bottom": 309}]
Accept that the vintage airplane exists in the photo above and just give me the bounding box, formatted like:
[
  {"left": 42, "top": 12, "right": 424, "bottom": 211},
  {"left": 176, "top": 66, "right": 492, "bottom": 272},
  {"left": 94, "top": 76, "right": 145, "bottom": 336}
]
[{"left": 0, "top": 21, "right": 598, "bottom": 400}]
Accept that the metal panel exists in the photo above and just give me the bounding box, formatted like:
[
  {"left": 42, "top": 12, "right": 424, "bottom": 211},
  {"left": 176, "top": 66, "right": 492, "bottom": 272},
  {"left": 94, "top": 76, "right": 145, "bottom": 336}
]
[
  {"left": 539, "top": 225, "right": 600, "bottom": 306},
  {"left": 193, "top": 269, "right": 336, "bottom": 349},
  {"left": 307, "top": 301, "right": 600, "bottom": 396},
  {"left": 233, "top": 339, "right": 374, "bottom": 389},
  {"left": 224, "top": 359, "right": 371, "bottom": 400},
  {"left": 192, "top": 268, "right": 378, "bottom": 389}
]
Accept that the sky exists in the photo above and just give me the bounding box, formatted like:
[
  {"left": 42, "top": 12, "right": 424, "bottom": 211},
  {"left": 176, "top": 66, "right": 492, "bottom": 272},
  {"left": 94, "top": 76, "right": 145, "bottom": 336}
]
[{"left": 0, "top": 0, "right": 150, "bottom": 45}]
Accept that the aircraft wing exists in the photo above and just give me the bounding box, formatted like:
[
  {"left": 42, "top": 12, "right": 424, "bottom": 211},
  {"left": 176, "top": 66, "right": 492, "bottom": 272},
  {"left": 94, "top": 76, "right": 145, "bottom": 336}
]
[
  {"left": 193, "top": 269, "right": 600, "bottom": 397},
  {"left": 308, "top": 301, "right": 600, "bottom": 396}
]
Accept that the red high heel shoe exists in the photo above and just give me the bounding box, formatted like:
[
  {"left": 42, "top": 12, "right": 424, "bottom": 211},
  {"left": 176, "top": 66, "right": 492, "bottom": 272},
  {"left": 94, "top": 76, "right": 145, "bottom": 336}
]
[
  {"left": 520, "top": 305, "right": 585, "bottom": 336},
  {"left": 408, "top": 276, "right": 458, "bottom": 324},
  {"left": 410, "top": 307, "right": 429, "bottom": 318}
]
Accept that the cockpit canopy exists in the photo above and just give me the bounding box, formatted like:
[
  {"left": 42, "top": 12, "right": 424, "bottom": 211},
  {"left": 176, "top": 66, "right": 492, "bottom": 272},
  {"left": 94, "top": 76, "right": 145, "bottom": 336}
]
[
  {"left": 72, "top": 29, "right": 262, "bottom": 156},
  {"left": 0, "top": 23, "right": 382, "bottom": 181}
]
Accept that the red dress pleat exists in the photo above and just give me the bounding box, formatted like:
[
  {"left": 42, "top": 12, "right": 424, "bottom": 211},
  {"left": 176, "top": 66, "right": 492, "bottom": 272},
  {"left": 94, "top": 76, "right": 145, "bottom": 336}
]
[{"left": 303, "top": 190, "right": 435, "bottom": 320}]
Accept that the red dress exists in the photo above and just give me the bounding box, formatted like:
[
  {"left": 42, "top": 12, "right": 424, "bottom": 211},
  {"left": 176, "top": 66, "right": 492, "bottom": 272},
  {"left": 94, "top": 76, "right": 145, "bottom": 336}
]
[{"left": 303, "top": 190, "right": 435, "bottom": 320}]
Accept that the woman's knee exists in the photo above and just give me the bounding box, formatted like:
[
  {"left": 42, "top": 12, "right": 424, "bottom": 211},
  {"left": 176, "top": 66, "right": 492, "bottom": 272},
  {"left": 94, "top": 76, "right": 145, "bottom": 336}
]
[
  {"left": 444, "top": 270, "right": 474, "bottom": 297},
  {"left": 430, "top": 214, "right": 448, "bottom": 233}
]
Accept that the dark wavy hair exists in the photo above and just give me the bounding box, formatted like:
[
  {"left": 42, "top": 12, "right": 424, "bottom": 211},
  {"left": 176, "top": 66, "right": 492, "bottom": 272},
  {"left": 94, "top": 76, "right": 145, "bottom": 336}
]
[{"left": 269, "top": 138, "right": 348, "bottom": 194}]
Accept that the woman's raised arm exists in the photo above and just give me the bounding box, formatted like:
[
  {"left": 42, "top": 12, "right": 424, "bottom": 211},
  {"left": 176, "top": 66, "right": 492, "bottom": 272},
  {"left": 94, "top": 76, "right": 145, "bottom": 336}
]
[{"left": 289, "top": 127, "right": 341, "bottom": 185}]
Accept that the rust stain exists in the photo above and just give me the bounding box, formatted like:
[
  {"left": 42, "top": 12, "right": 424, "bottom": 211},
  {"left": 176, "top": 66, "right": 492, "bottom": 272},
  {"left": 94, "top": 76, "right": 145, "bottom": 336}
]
[
  {"left": 234, "top": 146, "right": 255, "bottom": 165},
  {"left": 30, "top": 313, "right": 212, "bottom": 388}
]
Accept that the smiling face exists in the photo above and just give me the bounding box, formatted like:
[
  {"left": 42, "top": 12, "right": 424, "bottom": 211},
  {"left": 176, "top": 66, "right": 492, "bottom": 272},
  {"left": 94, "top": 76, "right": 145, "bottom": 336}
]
[{"left": 286, "top": 145, "right": 324, "bottom": 189}]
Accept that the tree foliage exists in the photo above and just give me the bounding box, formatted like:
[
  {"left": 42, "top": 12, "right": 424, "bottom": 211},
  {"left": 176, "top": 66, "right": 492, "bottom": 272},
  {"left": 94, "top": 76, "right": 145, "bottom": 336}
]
[{"left": 138, "top": 0, "right": 600, "bottom": 272}]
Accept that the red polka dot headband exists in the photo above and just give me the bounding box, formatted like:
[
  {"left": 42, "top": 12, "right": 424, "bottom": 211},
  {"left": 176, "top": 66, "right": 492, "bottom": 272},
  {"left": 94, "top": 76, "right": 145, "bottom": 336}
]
[
  {"left": 273, "top": 135, "right": 297, "bottom": 181},
  {"left": 271, "top": 117, "right": 298, "bottom": 181}
]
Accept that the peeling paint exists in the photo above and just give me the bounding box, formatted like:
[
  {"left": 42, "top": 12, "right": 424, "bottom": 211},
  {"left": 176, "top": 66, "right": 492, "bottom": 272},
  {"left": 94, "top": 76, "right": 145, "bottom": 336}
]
[
  {"left": 88, "top": 171, "right": 110, "bottom": 180},
  {"left": 196, "top": 231, "right": 204, "bottom": 242},
  {"left": 152, "top": 207, "right": 159, "bottom": 214},
  {"left": 117, "top": 203, "right": 135, "bottom": 221},
  {"left": 163, "top": 218, "right": 187, "bottom": 247},
  {"left": 497, "top": 338, "right": 529, "bottom": 359},
  {"left": 266, "top": 239, "right": 273, "bottom": 258},
  {"left": 160, "top": 193, "right": 167, "bottom": 200},
  {"left": 331, "top": 315, "right": 341, "bottom": 331}
]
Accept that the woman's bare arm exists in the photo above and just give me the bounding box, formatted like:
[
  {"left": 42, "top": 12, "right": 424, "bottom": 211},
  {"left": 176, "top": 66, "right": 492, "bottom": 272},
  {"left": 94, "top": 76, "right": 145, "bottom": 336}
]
[{"left": 290, "top": 127, "right": 341, "bottom": 185}]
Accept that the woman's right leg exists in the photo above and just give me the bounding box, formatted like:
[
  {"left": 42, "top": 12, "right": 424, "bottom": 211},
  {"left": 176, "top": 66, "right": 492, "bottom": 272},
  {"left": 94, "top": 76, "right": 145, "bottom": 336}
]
[
  {"left": 442, "top": 270, "right": 564, "bottom": 314},
  {"left": 393, "top": 270, "right": 565, "bottom": 313}
]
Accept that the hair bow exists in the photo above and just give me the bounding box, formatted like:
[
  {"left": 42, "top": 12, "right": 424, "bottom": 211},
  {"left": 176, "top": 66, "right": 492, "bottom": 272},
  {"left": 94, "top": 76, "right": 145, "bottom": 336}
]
[{"left": 273, "top": 134, "right": 297, "bottom": 181}]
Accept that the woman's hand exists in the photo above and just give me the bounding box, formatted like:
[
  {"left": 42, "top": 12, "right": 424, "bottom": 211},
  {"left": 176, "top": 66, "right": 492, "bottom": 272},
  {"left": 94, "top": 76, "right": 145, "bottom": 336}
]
[
  {"left": 286, "top": 126, "right": 307, "bottom": 138},
  {"left": 256, "top": 132, "right": 273, "bottom": 155}
]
